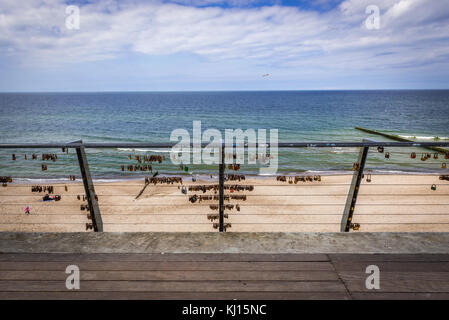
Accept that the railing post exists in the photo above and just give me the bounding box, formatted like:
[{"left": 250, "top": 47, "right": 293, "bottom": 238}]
[
  {"left": 218, "top": 143, "right": 225, "bottom": 232},
  {"left": 71, "top": 140, "right": 103, "bottom": 232},
  {"left": 340, "top": 140, "right": 370, "bottom": 232}
]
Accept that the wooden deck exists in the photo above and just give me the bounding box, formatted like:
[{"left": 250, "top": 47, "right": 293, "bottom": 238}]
[{"left": 0, "top": 253, "right": 448, "bottom": 299}]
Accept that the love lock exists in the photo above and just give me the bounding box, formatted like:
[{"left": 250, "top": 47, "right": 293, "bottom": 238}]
[
  {"left": 352, "top": 163, "right": 360, "bottom": 171},
  {"left": 377, "top": 146, "right": 384, "bottom": 153},
  {"left": 385, "top": 152, "right": 390, "bottom": 159},
  {"left": 350, "top": 223, "right": 360, "bottom": 231},
  {"left": 431, "top": 184, "right": 437, "bottom": 191},
  {"left": 443, "top": 163, "right": 447, "bottom": 169}
]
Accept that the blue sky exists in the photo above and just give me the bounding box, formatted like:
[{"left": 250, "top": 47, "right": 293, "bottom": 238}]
[{"left": 0, "top": 0, "right": 448, "bottom": 91}]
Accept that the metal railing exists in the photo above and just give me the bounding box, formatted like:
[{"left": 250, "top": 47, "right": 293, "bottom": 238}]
[{"left": 1, "top": 139, "right": 449, "bottom": 233}]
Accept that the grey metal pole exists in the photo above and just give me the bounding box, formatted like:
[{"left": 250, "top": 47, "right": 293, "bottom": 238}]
[
  {"left": 340, "top": 141, "right": 370, "bottom": 232},
  {"left": 73, "top": 140, "right": 103, "bottom": 232},
  {"left": 218, "top": 144, "right": 225, "bottom": 232}
]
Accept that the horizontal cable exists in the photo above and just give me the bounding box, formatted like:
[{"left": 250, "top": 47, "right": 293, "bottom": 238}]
[
  {"left": 226, "top": 222, "right": 449, "bottom": 225},
  {"left": 2, "top": 213, "right": 449, "bottom": 216},
  {"left": 3, "top": 194, "right": 448, "bottom": 197},
  {"left": 2, "top": 184, "right": 448, "bottom": 189},
  {"left": 3, "top": 203, "right": 449, "bottom": 206}
]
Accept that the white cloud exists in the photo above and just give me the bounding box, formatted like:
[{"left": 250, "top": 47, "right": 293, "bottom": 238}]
[{"left": 0, "top": 0, "right": 448, "bottom": 78}]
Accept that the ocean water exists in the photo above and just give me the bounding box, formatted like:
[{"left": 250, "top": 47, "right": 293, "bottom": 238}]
[{"left": 0, "top": 90, "right": 449, "bottom": 180}]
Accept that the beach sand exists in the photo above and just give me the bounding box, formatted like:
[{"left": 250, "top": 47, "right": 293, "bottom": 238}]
[{"left": 1, "top": 174, "right": 448, "bottom": 232}]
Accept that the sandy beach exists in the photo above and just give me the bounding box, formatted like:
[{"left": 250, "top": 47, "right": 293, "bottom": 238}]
[{"left": 0, "top": 174, "right": 448, "bottom": 232}]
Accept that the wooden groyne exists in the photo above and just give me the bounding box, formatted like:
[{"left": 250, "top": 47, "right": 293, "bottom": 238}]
[{"left": 355, "top": 126, "right": 449, "bottom": 154}]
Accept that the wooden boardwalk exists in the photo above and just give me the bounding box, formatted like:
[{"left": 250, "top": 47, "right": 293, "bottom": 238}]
[{"left": 0, "top": 253, "right": 448, "bottom": 299}]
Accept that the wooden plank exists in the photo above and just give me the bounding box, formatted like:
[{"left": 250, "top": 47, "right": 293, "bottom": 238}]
[
  {"left": 352, "top": 292, "right": 449, "bottom": 300},
  {"left": 329, "top": 254, "right": 449, "bottom": 262},
  {"left": 339, "top": 271, "right": 449, "bottom": 282},
  {"left": 0, "top": 261, "right": 334, "bottom": 271},
  {"left": 0, "top": 253, "right": 329, "bottom": 262},
  {"left": 0, "top": 291, "right": 351, "bottom": 300},
  {"left": 345, "top": 279, "right": 449, "bottom": 293},
  {"left": 0, "top": 270, "right": 339, "bottom": 281},
  {"left": 0, "top": 280, "right": 347, "bottom": 292},
  {"left": 332, "top": 261, "right": 449, "bottom": 272}
]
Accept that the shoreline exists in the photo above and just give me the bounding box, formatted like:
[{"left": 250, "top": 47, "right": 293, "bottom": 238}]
[{"left": 7, "top": 169, "right": 449, "bottom": 184}]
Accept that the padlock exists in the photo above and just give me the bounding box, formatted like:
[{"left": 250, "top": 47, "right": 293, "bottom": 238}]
[
  {"left": 421, "top": 153, "right": 427, "bottom": 161},
  {"left": 377, "top": 146, "right": 384, "bottom": 153},
  {"left": 385, "top": 152, "right": 390, "bottom": 159},
  {"left": 352, "top": 163, "right": 360, "bottom": 171},
  {"left": 434, "top": 153, "right": 439, "bottom": 159},
  {"left": 411, "top": 152, "right": 416, "bottom": 159},
  {"left": 431, "top": 184, "right": 437, "bottom": 191},
  {"left": 366, "top": 174, "right": 372, "bottom": 183},
  {"left": 443, "top": 163, "right": 447, "bottom": 169},
  {"left": 446, "top": 153, "right": 449, "bottom": 159}
]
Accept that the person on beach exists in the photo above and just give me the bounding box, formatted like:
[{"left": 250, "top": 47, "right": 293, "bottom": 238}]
[{"left": 25, "top": 206, "right": 30, "bottom": 215}]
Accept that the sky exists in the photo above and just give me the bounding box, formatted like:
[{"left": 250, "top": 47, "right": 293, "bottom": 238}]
[{"left": 0, "top": 0, "right": 448, "bottom": 91}]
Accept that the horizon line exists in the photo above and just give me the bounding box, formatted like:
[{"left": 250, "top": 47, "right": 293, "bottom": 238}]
[{"left": 1, "top": 89, "right": 449, "bottom": 94}]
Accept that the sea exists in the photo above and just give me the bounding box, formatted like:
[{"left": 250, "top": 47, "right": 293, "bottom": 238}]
[{"left": 1, "top": 90, "right": 448, "bottom": 182}]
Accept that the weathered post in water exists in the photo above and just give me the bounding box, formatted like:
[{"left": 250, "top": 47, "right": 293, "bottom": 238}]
[{"left": 355, "top": 126, "right": 449, "bottom": 154}]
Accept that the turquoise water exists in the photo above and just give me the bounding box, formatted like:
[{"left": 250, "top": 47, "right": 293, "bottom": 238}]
[{"left": 0, "top": 90, "right": 448, "bottom": 180}]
